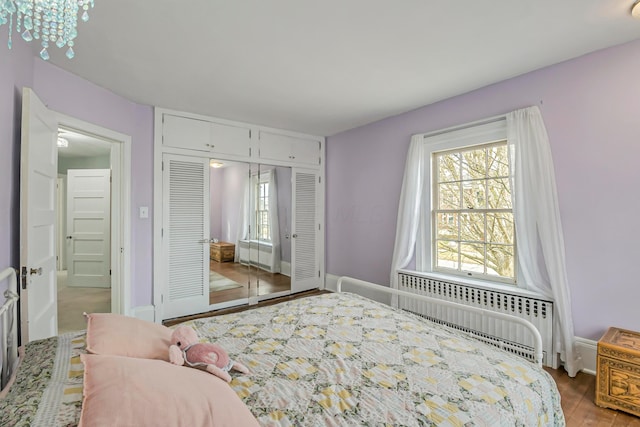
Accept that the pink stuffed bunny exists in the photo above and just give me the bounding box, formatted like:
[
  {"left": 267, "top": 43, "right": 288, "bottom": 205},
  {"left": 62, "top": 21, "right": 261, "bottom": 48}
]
[{"left": 168, "top": 325, "right": 249, "bottom": 382}]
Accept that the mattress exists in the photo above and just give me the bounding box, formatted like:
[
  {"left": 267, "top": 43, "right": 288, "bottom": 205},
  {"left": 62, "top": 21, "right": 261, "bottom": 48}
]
[{"left": 0, "top": 292, "right": 565, "bottom": 426}]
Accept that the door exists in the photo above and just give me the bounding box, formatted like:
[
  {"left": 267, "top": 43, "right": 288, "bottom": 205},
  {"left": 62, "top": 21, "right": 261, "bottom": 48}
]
[
  {"left": 291, "top": 168, "right": 320, "bottom": 293},
  {"left": 66, "top": 169, "right": 111, "bottom": 288},
  {"left": 20, "top": 88, "right": 58, "bottom": 343},
  {"left": 162, "top": 154, "right": 210, "bottom": 319}
]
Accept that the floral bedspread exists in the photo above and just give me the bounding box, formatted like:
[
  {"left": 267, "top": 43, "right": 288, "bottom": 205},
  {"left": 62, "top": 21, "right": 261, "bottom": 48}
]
[
  {"left": 0, "top": 292, "right": 565, "bottom": 426},
  {"left": 0, "top": 331, "right": 85, "bottom": 427},
  {"left": 181, "top": 292, "right": 565, "bottom": 426}
]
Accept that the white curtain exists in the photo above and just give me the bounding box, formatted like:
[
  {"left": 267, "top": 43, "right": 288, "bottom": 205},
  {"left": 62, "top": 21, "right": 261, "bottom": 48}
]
[
  {"left": 507, "top": 106, "right": 581, "bottom": 376},
  {"left": 390, "top": 135, "right": 426, "bottom": 288},
  {"left": 268, "top": 170, "right": 281, "bottom": 273},
  {"left": 234, "top": 173, "right": 251, "bottom": 263},
  {"left": 390, "top": 107, "right": 580, "bottom": 376}
]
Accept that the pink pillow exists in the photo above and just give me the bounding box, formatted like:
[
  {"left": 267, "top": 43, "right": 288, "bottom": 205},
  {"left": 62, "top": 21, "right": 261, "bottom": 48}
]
[
  {"left": 85, "top": 313, "right": 172, "bottom": 361},
  {"left": 79, "top": 354, "right": 259, "bottom": 427}
]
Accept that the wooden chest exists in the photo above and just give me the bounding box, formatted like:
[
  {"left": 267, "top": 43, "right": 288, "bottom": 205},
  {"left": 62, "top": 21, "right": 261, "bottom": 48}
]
[
  {"left": 595, "top": 327, "right": 640, "bottom": 417},
  {"left": 210, "top": 242, "right": 235, "bottom": 263}
]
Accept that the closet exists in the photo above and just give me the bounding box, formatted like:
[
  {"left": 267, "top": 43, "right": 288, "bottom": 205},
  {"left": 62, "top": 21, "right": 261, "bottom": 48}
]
[{"left": 153, "top": 110, "right": 324, "bottom": 321}]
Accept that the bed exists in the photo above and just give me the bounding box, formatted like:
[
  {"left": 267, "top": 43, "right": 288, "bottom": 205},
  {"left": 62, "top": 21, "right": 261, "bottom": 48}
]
[{"left": 0, "top": 268, "right": 565, "bottom": 426}]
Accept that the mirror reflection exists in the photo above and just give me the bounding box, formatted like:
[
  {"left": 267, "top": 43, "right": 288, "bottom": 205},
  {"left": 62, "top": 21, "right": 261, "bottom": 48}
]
[{"left": 208, "top": 160, "right": 291, "bottom": 305}]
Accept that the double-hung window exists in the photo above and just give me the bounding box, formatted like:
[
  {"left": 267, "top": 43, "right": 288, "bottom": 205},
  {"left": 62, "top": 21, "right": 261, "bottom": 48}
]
[
  {"left": 420, "top": 120, "right": 517, "bottom": 285},
  {"left": 254, "top": 175, "right": 271, "bottom": 242}
]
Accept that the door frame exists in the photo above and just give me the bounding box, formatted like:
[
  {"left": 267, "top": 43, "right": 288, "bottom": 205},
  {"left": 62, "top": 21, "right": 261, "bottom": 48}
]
[{"left": 55, "top": 112, "right": 132, "bottom": 316}]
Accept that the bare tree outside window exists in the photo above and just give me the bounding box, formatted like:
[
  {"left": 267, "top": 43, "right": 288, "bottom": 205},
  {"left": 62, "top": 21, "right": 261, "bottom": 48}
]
[{"left": 433, "top": 141, "right": 515, "bottom": 283}]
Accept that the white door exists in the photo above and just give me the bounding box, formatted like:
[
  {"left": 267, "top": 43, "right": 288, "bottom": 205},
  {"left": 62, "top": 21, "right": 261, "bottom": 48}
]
[
  {"left": 66, "top": 169, "right": 111, "bottom": 288},
  {"left": 20, "top": 88, "right": 58, "bottom": 343},
  {"left": 291, "top": 169, "right": 320, "bottom": 293},
  {"left": 162, "top": 154, "right": 210, "bottom": 319}
]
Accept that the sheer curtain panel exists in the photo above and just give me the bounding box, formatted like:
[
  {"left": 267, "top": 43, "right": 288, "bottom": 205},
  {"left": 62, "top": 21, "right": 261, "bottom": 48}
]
[
  {"left": 507, "top": 106, "right": 580, "bottom": 376},
  {"left": 390, "top": 135, "right": 425, "bottom": 288}
]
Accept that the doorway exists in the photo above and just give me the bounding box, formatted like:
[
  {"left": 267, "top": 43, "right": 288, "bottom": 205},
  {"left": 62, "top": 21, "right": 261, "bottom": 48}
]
[
  {"left": 56, "top": 128, "right": 113, "bottom": 332},
  {"left": 20, "top": 88, "right": 132, "bottom": 343}
]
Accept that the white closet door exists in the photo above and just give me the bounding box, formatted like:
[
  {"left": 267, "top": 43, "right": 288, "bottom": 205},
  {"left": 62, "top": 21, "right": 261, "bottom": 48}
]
[
  {"left": 291, "top": 169, "right": 320, "bottom": 293},
  {"left": 162, "top": 155, "right": 210, "bottom": 319}
]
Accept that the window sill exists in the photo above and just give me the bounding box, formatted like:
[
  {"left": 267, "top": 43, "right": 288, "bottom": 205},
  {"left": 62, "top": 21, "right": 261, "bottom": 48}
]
[
  {"left": 396, "top": 269, "right": 552, "bottom": 302},
  {"left": 239, "top": 239, "right": 273, "bottom": 248}
]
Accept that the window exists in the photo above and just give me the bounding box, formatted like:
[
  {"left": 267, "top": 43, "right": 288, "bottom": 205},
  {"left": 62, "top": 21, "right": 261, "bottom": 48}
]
[
  {"left": 413, "top": 120, "right": 517, "bottom": 285},
  {"left": 432, "top": 140, "right": 515, "bottom": 283},
  {"left": 254, "top": 177, "right": 270, "bottom": 242}
]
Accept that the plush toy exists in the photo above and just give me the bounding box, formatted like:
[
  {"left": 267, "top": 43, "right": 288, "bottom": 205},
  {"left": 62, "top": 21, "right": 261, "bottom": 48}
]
[{"left": 169, "top": 325, "right": 249, "bottom": 382}]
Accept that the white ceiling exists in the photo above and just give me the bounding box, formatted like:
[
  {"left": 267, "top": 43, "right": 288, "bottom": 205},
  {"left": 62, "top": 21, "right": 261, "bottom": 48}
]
[
  {"left": 57, "top": 128, "right": 111, "bottom": 158},
  {"left": 38, "top": 0, "right": 640, "bottom": 137}
]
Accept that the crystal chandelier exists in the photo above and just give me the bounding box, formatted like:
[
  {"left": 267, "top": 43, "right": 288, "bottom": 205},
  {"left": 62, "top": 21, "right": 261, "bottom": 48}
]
[{"left": 0, "top": 0, "right": 95, "bottom": 60}]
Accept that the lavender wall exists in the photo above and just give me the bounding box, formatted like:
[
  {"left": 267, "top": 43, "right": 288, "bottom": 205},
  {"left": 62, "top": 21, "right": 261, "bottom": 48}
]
[
  {"left": 326, "top": 39, "right": 640, "bottom": 341},
  {"left": 32, "top": 61, "right": 154, "bottom": 307},
  {"left": 0, "top": 39, "right": 34, "bottom": 297}
]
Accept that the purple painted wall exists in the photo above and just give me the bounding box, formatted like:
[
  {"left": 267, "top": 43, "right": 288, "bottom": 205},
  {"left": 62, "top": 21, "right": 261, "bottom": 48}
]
[
  {"left": 0, "top": 39, "right": 34, "bottom": 296},
  {"left": 326, "top": 39, "right": 640, "bottom": 341},
  {"left": 31, "top": 60, "right": 154, "bottom": 307}
]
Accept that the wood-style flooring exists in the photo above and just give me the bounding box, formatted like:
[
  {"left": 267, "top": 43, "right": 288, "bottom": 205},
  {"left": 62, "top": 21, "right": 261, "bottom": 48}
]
[
  {"left": 546, "top": 368, "right": 640, "bottom": 426},
  {"left": 209, "top": 260, "right": 290, "bottom": 304}
]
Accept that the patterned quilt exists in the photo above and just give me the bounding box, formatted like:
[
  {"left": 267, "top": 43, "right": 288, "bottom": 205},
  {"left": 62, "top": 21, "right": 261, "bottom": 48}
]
[
  {"left": 182, "top": 292, "right": 565, "bottom": 426},
  {"left": 0, "top": 292, "right": 565, "bottom": 426},
  {"left": 0, "top": 331, "right": 85, "bottom": 427}
]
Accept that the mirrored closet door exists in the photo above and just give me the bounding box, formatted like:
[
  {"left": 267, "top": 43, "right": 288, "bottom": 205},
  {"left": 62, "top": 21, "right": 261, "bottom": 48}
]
[{"left": 209, "top": 161, "right": 292, "bottom": 307}]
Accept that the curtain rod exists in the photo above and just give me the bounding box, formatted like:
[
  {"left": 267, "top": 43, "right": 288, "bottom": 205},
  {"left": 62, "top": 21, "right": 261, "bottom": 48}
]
[{"left": 417, "top": 113, "right": 507, "bottom": 140}]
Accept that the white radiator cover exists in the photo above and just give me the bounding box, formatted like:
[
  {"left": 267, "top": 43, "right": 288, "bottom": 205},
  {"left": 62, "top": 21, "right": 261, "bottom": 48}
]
[
  {"left": 238, "top": 240, "right": 274, "bottom": 272},
  {"left": 397, "top": 270, "right": 557, "bottom": 368}
]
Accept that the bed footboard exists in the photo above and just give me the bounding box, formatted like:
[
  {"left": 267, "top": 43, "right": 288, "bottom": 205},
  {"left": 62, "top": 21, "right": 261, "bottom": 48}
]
[
  {"left": 0, "top": 267, "right": 19, "bottom": 391},
  {"left": 336, "top": 276, "right": 543, "bottom": 367}
]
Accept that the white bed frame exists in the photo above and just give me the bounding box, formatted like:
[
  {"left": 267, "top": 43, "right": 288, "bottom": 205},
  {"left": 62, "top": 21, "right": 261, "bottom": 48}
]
[
  {"left": 336, "top": 276, "right": 543, "bottom": 367},
  {"left": 0, "top": 267, "right": 19, "bottom": 393}
]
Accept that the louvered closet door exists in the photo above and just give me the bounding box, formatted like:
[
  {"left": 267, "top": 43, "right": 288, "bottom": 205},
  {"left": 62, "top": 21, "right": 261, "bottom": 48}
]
[
  {"left": 291, "top": 169, "right": 320, "bottom": 293},
  {"left": 162, "top": 155, "right": 210, "bottom": 319}
]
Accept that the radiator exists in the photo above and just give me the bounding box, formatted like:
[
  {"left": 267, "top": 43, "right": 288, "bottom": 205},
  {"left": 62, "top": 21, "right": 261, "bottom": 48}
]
[
  {"left": 238, "top": 240, "right": 273, "bottom": 272},
  {"left": 397, "top": 270, "right": 556, "bottom": 368}
]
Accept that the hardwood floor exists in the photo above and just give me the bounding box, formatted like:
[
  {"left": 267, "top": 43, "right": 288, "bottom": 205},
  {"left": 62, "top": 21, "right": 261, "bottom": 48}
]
[
  {"left": 547, "top": 368, "right": 640, "bottom": 426},
  {"left": 208, "top": 260, "right": 291, "bottom": 304}
]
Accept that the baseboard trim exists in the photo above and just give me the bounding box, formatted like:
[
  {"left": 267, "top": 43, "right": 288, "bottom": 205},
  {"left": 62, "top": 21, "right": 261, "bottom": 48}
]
[
  {"left": 325, "top": 273, "right": 339, "bottom": 292},
  {"left": 132, "top": 305, "right": 155, "bottom": 323},
  {"left": 576, "top": 337, "right": 597, "bottom": 376}
]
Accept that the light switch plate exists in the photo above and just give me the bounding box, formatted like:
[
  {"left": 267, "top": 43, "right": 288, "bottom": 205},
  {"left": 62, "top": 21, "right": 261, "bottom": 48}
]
[{"left": 139, "top": 206, "right": 149, "bottom": 218}]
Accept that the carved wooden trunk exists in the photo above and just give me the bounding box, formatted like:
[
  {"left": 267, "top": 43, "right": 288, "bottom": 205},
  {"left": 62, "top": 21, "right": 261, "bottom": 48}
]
[
  {"left": 210, "top": 242, "right": 235, "bottom": 263},
  {"left": 596, "top": 327, "right": 640, "bottom": 417}
]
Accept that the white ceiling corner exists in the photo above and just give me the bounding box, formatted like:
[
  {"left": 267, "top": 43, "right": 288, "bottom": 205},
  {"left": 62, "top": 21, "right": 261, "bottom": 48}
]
[{"left": 37, "top": 0, "right": 640, "bottom": 137}]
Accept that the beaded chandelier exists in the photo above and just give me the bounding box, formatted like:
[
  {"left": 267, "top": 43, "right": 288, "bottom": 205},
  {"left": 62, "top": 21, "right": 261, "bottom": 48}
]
[{"left": 0, "top": 0, "right": 95, "bottom": 60}]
